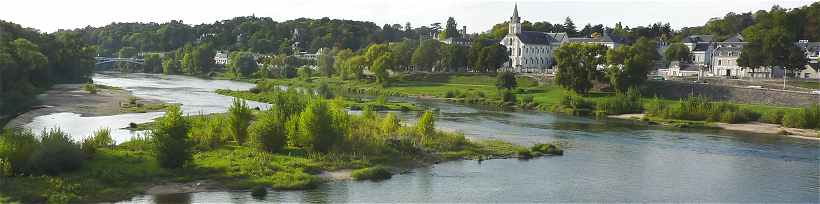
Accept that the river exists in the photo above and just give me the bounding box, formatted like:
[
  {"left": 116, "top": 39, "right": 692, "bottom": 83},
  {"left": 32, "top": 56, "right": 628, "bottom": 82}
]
[{"left": 22, "top": 72, "right": 820, "bottom": 203}]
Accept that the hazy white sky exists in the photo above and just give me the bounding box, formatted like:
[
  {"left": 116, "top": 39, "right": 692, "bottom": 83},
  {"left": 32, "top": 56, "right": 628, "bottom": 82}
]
[{"left": 1, "top": 0, "right": 814, "bottom": 33}]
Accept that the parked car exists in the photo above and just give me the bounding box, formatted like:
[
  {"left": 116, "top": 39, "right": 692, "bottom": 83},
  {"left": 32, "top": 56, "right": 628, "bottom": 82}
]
[
  {"left": 651, "top": 76, "right": 665, "bottom": 80},
  {"left": 746, "top": 85, "right": 763, "bottom": 89},
  {"left": 810, "top": 90, "right": 820, "bottom": 95}
]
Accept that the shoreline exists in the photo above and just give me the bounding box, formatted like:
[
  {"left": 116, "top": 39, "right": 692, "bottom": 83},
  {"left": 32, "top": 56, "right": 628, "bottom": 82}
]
[
  {"left": 3, "top": 83, "right": 168, "bottom": 129},
  {"left": 609, "top": 113, "right": 820, "bottom": 141}
]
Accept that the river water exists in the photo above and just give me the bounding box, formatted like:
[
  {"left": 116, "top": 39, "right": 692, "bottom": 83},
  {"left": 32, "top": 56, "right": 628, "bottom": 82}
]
[{"left": 22, "top": 72, "right": 819, "bottom": 203}]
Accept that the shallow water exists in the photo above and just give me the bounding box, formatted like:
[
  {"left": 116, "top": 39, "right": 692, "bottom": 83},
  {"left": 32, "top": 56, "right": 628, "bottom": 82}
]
[
  {"left": 23, "top": 72, "right": 269, "bottom": 143},
  {"left": 21, "top": 73, "right": 818, "bottom": 202}
]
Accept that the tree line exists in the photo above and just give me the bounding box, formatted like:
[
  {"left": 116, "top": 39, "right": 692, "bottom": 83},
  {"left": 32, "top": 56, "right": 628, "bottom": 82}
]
[{"left": 0, "top": 20, "right": 96, "bottom": 116}]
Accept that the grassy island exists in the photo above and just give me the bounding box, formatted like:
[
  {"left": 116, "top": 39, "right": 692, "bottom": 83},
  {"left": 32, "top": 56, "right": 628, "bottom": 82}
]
[{"left": 0, "top": 86, "right": 561, "bottom": 204}]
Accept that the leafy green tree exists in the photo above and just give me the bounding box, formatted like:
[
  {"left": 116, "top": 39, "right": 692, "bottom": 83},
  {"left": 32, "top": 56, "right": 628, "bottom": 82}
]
[
  {"left": 333, "top": 49, "right": 354, "bottom": 76},
  {"left": 343, "top": 55, "right": 367, "bottom": 80},
  {"left": 372, "top": 54, "right": 392, "bottom": 85},
  {"left": 181, "top": 52, "right": 193, "bottom": 74},
  {"left": 297, "top": 99, "right": 339, "bottom": 153},
  {"left": 563, "top": 17, "right": 578, "bottom": 37},
  {"left": 192, "top": 44, "right": 215, "bottom": 74},
  {"left": 390, "top": 39, "right": 417, "bottom": 71},
  {"left": 249, "top": 109, "right": 286, "bottom": 152},
  {"left": 496, "top": 71, "right": 517, "bottom": 90},
  {"left": 162, "top": 55, "right": 180, "bottom": 74},
  {"left": 118, "top": 46, "right": 138, "bottom": 58},
  {"left": 153, "top": 105, "right": 191, "bottom": 169},
  {"left": 228, "top": 52, "right": 258, "bottom": 78},
  {"left": 784, "top": 45, "right": 808, "bottom": 77},
  {"left": 365, "top": 44, "right": 390, "bottom": 65},
  {"left": 478, "top": 44, "right": 509, "bottom": 72},
  {"left": 317, "top": 48, "right": 335, "bottom": 77},
  {"left": 143, "top": 54, "right": 163, "bottom": 73},
  {"left": 443, "top": 17, "right": 461, "bottom": 39},
  {"left": 227, "top": 98, "right": 253, "bottom": 144},
  {"left": 298, "top": 66, "right": 313, "bottom": 81},
  {"left": 664, "top": 43, "right": 691, "bottom": 63},
  {"left": 440, "top": 44, "right": 467, "bottom": 72},
  {"left": 606, "top": 38, "right": 659, "bottom": 92},
  {"left": 554, "top": 43, "right": 608, "bottom": 94},
  {"left": 412, "top": 40, "right": 441, "bottom": 71}
]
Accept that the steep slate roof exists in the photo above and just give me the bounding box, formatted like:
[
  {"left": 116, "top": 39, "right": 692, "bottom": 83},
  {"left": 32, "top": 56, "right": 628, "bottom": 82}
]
[
  {"left": 724, "top": 34, "right": 744, "bottom": 42},
  {"left": 713, "top": 46, "right": 742, "bottom": 56},
  {"left": 517, "top": 31, "right": 567, "bottom": 44},
  {"left": 693, "top": 43, "right": 710, "bottom": 52},
  {"left": 684, "top": 35, "right": 715, "bottom": 43}
]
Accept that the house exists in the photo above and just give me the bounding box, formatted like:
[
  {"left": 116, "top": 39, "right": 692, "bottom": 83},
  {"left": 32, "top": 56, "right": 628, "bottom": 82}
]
[
  {"left": 214, "top": 51, "right": 229, "bottom": 65},
  {"left": 499, "top": 4, "right": 624, "bottom": 73},
  {"left": 440, "top": 26, "right": 474, "bottom": 47},
  {"left": 658, "top": 61, "right": 701, "bottom": 77}
]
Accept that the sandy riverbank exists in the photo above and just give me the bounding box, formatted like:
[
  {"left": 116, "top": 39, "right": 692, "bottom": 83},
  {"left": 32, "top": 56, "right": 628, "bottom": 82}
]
[
  {"left": 609, "top": 113, "right": 820, "bottom": 141},
  {"left": 3, "top": 84, "right": 167, "bottom": 129}
]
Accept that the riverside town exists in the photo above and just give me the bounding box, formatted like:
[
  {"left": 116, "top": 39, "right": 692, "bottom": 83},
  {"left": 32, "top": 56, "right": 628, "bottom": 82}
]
[{"left": 0, "top": 0, "right": 818, "bottom": 203}]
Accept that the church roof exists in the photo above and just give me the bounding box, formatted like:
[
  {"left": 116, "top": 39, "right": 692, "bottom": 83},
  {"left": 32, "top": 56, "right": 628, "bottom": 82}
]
[
  {"left": 693, "top": 43, "right": 710, "bottom": 51},
  {"left": 515, "top": 32, "right": 567, "bottom": 44},
  {"left": 724, "top": 34, "right": 744, "bottom": 42}
]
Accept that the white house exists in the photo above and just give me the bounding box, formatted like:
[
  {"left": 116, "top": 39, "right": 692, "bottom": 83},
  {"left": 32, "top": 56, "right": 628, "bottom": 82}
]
[
  {"left": 214, "top": 51, "right": 229, "bottom": 65},
  {"left": 658, "top": 61, "right": 701, "bottom": 77}
]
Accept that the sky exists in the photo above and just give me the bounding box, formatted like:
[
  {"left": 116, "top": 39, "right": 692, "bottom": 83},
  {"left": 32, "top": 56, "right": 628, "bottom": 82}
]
[{"left": 1, "top": 0, "right": 815, "bottom": 33}]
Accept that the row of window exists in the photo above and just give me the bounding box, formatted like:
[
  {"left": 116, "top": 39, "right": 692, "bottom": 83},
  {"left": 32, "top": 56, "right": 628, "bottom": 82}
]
[{"left": 518, "top": 57, "right": 548, "bottom": 65}]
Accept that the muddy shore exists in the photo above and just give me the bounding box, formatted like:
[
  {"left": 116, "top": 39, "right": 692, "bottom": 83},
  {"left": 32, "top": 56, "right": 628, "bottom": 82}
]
[
  {"left": 4, "top": 84, "right": 167, "bottom": 129},
  {"left": 609, "top": 113, "right": 820, "bottom": 140}
]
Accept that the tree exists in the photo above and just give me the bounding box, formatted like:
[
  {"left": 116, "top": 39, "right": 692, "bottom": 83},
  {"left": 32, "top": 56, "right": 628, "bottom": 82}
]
[
  {"left": 440, "top": 44, "right": 467, "bottom": 72},
  {"left": 297, "top": 99, "right": 339, "bottom": 153},
  {"left": 118, "top": 46, "right": 138, "bottom": 58},
  {"left": 563, "top": 17, "right": 578, "bottom": 37},
  {"left": 317, "top": 48, "right": 335, "bottom": 77},
  {"left": 191, "top": 44, "right": 215, "bottom": 74},
  {"left": 390, "top": 39, "right": 417, "bottom": 71},
  {"left": 228, "top": 51, "right": 258, "bottom": 78},
  {"left": 227, "top": 98, "right": 253, "bottom": 144},
  {"left": 343, "top": 55, "right": 367, "bottom": 80},
  {"left": 554, "top": 43, "right": 608, "bottom": 94},
  {"left": 496, "top": 72, "right": 517, "bottom": 90},
  {"left": 412, "top": 40, "right": 441, "bottom": 71},
  {"left": 381, "top": 112, "right": 401, "bottom": 136},
  {"left": 664, "top": 43, "right": 691, "bottom": 63},
  {"left": 153, "top": 106, "right": 191, "bottom": 169},
  {"left": 442, "top": 17, "right": 461, "bottom": 39},
  {"left": 365, "top": 44, "right": 390, "bottom": 65},
  {"left": 143, "top": 54, "right": 163, "bottom": 73},
  {"left": 249, "top": 109, "right": 286, "bottom": 152},
  {"left": 181, "top": 52, "right": 193, "bottom": 74},
  {"left": 162, "top": 55, "right": 180, "bottom": 74},
  {"left": 606, "top": 38, "right": 660, "bottom": 92},
  {"left": 784, "top": 45, "right": 808, "bottom": 77},
  {"left": 372, "top": 54, "right": 392, "bottom": 85},
  {"left": 333, "top": 49, "right": 354, "bottom": 77},
  {"left": 478, "top": 44, "right": 509, "bottom": 72}
]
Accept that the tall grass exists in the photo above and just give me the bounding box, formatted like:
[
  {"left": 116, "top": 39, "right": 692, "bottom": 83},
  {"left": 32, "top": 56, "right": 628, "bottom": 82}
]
[
  {"left": 646, "top": 96, "right": 759, "bottom": 124},
  {"left": 595, "top": 88, "right": 642, "bottom": 116}
]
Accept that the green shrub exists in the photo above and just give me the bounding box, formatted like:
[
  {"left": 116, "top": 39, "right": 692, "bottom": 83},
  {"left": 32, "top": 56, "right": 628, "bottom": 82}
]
[
  {"left": 517, "top": 149, "right": 533, "bottom": 159},
  {"left": 552, "top": 91, "right": 594, "bottom": 115},
  {"left": 416, "top": 110, "right": 435, "bottom": 139},
  {"left": 189, "top": 115, "right": 228, "bottom": 150},
  {"left": 316, "top": 82, "right": 334, "bottom": 99},
  {"left": 644, "top": 97, "right": 667, "bottom": 117},
  {"left": 595, "top": 88, "right": 642, "bottom": 115},
  {"left": 444, "top": 90, "right": 456, "bottom": 98},
  {"left": 153, "top": 106, "right": 192, "bottom": 169},
  {"left": 251, "top": 186, "right": 267, "bottom": 198},
  {"left": 351, "top": 166, "right": 392, "bottom": 181},
  {"left": 500, "top": 90, "right": 516, "bottom": 103},
  {"left": 760, "top": 110, "right": 785, "bottom": 124},
  {"left": 228, "top": 99, "right": 253, "bottom": 144},
  {"left": 0, "top": 129, "right": 38, "bottom": 174},
  {"left": 28, "top": 129, "right": 86, "bottom": 175},
  {"left": 530, "top": 143, "right": 563, "bottom": 155},
  {"left": 83, "top": 83, "right": 97, "bottom": 94},
  {"left": 249, "top": 109, "right": 287, "bottom": 153},
  {"left": 381, "top": 112, "right": 401, "bottom": 136},
  {"left": 296, "top": 99, "right": 342, "bottom": 153},
  {"left": 0, "top": 158, "right": 10, "bottom": 177}
]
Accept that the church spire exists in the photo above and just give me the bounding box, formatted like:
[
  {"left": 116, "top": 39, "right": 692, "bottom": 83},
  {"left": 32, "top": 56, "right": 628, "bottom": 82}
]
[{"left": 509, "top": 3, "right": 522, "bottom": 35}]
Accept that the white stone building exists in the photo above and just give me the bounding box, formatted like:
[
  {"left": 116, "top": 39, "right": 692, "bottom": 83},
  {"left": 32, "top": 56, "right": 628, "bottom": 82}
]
[
  {"left": 499, "top": 4, "right": 623, "bottom": 73},
  {"left": 214, "top": 51, "right": 229, "bottom": 65}
]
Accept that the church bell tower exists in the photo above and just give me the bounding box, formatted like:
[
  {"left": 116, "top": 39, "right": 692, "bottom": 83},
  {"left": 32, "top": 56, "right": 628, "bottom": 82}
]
[{"left": 509, "top": 3, "right": 521, "bottom": 35}]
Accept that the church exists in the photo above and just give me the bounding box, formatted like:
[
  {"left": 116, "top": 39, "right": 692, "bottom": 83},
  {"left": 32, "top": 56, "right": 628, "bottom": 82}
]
[{"left": 500, "top": 4, "right": 621, "bottom": 73}]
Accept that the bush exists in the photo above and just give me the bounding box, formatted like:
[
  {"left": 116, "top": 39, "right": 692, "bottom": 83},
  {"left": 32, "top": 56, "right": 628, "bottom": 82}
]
[
  {"left": 249, "top": 109, "right": 287, "bottom": 153},
  {"left": 296, "top": 99, "right": 342, "bottom": 153},
  {"left": 552, "top": 91, "right": 594, "bottom": 115},
  {"left": 28, "top": 129, "right": 86, "bottom": 175},
  {"left": 416, "top": 110, "right": 435, "bottom": 139},
  {"left": 0, "top": 129, "right": 38, "bottom": 174},
  {"left": 189, "top": 115, "right": 229, "bottom": 150},
  {"left": 0, "top": 158, "right": 10, "bottom": 177},
  {"left": 153, "top": 106, "right": 192, "bottom": 169},
  {"left": 351, "top": 166, "right": 392, "bottom": 181},
  {"left": 228, "top": 99, "right": 253, "bottom": 144},
  {"left": 381, "top": 112, "right": 400, "bottom": 136},
  {"left": 517, "top": 149, "right": 533, "bottom": 160},
  {"left": 83, "top": 83, "right": 97, "bottom": 94},
  {"left": 595, "top": 88, "right": 642, "bottom": 115},
  {"left": 496, "top": 71, "right": 517, "bottom": 90},
  {"left": 316, "top": 82, "right": 334, "bottom": 99},
  {"left": 760, "top": 110, "right": 785, "bottom": 124},
  {"left": 530, "top": 143, "right": 563, "bottom": 155},
  {"left": 500, "top": 90, "right": 516, "bottom": 103},
  {"left": 251, "top": 186, "right": 267, "bottom": 198}
]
